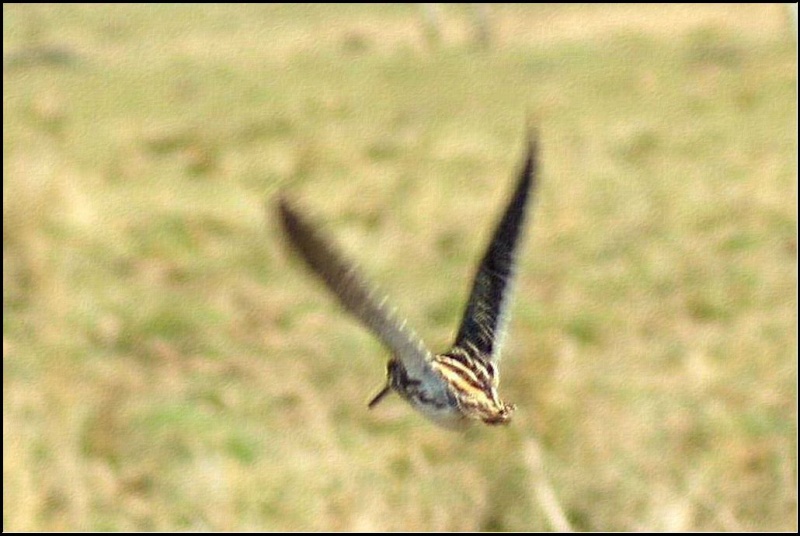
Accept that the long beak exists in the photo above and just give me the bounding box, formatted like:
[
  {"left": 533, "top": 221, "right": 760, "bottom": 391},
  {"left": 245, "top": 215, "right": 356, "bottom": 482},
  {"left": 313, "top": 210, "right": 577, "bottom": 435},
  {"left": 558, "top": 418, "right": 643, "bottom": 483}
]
[{"left": 367, "top": 384, "right": 392, "bottom": 408}]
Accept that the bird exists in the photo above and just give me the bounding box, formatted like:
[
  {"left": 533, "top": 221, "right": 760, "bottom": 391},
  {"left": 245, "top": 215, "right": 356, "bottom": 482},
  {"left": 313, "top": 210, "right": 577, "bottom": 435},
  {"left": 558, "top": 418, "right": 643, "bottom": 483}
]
[{"left": 277, "top": 131, "right": 538, "bottom": 429}]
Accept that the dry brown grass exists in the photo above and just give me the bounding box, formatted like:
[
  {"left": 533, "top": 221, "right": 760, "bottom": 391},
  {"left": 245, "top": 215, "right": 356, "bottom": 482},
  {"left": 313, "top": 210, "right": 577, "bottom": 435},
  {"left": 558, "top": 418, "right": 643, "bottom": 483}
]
[{"left": 4, "top": 4, "right": 797, "bottom": 531}]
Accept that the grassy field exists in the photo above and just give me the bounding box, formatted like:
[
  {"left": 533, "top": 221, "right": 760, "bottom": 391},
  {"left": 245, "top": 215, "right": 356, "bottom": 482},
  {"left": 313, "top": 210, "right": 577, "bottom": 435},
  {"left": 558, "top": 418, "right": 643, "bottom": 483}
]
[{"left": 3, "top": 4, "right": 797, "bottom": 531}]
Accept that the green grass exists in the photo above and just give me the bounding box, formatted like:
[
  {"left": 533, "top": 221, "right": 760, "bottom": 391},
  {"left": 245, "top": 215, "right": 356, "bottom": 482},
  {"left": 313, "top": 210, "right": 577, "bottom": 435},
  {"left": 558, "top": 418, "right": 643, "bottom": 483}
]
[{"left": 3, "top": 4, "right": 797, "bottom": 531}]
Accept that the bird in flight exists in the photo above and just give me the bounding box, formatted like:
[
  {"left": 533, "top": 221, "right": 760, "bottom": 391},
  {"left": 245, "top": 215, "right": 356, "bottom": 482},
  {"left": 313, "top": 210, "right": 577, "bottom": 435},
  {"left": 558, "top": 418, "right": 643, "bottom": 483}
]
[{"left": 277, "top": 132, "right": 538, "bottom": 429}]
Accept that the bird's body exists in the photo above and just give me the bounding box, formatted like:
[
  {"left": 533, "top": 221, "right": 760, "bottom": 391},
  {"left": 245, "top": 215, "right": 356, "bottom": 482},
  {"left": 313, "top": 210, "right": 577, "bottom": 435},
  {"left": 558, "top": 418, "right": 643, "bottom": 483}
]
[{"left": 277, "top": 132, "right": 538, "bottom": 429}]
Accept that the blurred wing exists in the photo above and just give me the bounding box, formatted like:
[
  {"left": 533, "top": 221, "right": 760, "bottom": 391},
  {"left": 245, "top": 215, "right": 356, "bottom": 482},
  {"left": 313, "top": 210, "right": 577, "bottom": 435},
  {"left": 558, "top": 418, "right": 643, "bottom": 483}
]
[
  {"left": 277, "top": 198, "right": 432, "bottom": 377},
  {"left": 452, "top": 133, "right": 538, "bottom": 363}
]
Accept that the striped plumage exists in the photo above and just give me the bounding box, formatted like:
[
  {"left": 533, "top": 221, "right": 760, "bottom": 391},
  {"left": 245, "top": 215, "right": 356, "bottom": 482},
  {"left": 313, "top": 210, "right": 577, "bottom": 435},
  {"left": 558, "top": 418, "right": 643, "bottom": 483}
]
[{"left": 277, "top": 132, "right": 538, "bottom": 429}]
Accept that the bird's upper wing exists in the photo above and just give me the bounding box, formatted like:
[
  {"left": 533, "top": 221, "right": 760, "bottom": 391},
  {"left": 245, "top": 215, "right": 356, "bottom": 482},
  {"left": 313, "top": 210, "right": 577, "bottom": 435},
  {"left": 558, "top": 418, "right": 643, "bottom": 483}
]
[
  {"left": 277, "top": 198, "right": 433, "bottom": 378},
  {"left": 451, "top": 133, "right": 538, "bottom": 364}
]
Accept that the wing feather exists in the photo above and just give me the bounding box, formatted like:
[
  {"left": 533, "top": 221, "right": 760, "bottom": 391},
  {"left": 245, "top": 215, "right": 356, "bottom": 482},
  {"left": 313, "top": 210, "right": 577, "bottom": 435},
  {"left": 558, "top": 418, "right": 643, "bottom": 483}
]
[
  {"left": 277, "top": 198, "right": 432, "bottom": 377},
  {"left": 452, "top": 133, "right": 538, "bottom": 362}
]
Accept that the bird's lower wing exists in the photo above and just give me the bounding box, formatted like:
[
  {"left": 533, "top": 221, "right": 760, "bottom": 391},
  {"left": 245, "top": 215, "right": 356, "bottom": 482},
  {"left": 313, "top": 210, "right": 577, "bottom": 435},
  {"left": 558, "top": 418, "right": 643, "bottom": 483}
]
[{"left": 277, "top": 197, "right": 432, "bottom": 377}]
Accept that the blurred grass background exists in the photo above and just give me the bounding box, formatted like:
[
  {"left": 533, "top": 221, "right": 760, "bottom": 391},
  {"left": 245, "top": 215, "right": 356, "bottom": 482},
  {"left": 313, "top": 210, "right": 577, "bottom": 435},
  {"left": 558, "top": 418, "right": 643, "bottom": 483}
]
[{"left": 3, "top": 4, "right": 797, "bottom": 531}]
